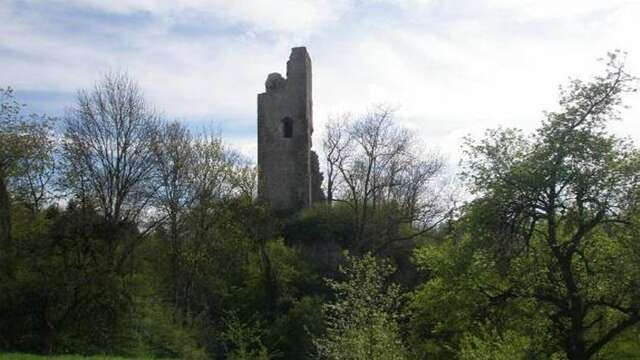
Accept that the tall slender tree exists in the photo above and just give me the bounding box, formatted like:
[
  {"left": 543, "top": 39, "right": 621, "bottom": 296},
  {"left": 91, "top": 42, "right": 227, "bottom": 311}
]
[
  {"left": 63, "top": 73, "right": 160, "bottom": 271},
  {"left": 153, "top": 120, "right": 195, "bottom": 317},
  {"left": 0, "top": 87, "right": 52, "bottom": 247}
]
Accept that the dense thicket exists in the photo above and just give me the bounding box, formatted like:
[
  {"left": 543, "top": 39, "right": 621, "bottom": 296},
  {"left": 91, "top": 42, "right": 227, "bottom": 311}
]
[{"left": 1, "top": 52, "right": 639, "bottom": 360}]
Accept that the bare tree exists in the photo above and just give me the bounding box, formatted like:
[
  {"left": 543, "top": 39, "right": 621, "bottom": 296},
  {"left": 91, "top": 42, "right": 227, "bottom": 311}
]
[
  {"left": 323, "top": 105, "right": 450, "bottom": 252},
  {"left": 227, "top": 151, "right": 257, "bottom": 200},
  {"left": 62, "top": 72, "right": 160, "bottom": 270},
  {"left": 323, "top": 114, "right": 351, "bottom": 205}
]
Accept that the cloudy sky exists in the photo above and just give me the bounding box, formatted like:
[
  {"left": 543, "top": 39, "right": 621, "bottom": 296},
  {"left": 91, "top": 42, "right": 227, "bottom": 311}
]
[{"left": 2, "top": 0, "right": 640, "bottom": 163}]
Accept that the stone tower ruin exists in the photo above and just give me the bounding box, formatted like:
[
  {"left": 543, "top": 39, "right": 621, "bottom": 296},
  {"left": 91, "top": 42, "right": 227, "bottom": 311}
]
[{"left": 257, "top": 47, "right": 324, "bottom": 212}]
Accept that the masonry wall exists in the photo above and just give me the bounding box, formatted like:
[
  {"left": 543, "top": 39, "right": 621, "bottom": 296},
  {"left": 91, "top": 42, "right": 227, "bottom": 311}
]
[{"left": 257, "top": 47, "right": 313, "bottom": 212}]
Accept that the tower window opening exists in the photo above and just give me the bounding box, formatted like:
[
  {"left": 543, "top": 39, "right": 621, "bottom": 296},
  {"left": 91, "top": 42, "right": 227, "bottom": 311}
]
[{"left": 282, "top": 117, "right": 293, "bottom": 138}]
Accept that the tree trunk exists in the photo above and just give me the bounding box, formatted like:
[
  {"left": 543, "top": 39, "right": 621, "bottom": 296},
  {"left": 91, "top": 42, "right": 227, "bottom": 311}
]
[
  {"left": 567, "top": 309, "right": 587, "bottom": 360},
  {"left": 326, "top": 165, "right": 334, "bottom": 205},
  {"left": 41, "top": 305, "right": 56, "bottom": 354},
  {"left": 170, "top": 212, "right": 180, "bottom": 322},
  {"left": 0, "top": 176, "right": 11, "bottom": 247},
  {"left": 567, "top": 341, "right": 587, "bottom": 360},
  {"left": 260, "top": 241, "right": 278, "bottom": 321}
]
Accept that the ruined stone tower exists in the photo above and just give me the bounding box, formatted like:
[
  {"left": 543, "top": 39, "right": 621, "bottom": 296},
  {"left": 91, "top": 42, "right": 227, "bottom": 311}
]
[{"left": 258, "top": 47, "right": 323, "bottom": 212}]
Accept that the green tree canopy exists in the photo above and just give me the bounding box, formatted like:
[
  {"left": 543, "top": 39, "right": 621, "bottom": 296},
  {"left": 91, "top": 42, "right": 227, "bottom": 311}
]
[
  {"left": 411, "top": 51, "right": 640, "bottom": 360},
  {"left": 315, "top": 253, "right": 407, "bottom": 360}
]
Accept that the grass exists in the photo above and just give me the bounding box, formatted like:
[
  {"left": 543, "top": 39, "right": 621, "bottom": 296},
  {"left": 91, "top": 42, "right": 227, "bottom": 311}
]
[{"left": 0, "top": 354, "right": 163, "bottom": 360}]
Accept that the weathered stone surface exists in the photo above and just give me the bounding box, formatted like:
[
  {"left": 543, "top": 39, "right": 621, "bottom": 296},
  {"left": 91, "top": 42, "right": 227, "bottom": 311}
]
[
  {"left": 310, "top": 150, "right": 325, "bottom": 204},
  {"left": 258, "top": 47, "right": 324, "bottom": 212},
  {"left": 265, "top": 72, "right": 286, "bottom": 92}
]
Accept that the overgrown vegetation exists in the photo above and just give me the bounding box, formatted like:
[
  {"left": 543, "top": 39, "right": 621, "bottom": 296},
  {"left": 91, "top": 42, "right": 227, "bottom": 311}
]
[
  {"left": 1, "top": 52, "right": 639, "bottom": 359},
  {"left": 0, "top": 354, "right": 168, "bottom": 360}
]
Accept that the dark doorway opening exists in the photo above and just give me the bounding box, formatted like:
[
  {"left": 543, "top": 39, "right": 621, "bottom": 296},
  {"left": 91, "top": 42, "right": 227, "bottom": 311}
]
[{"left": 282, "top": 117, "right": 293, "bottom": 138}]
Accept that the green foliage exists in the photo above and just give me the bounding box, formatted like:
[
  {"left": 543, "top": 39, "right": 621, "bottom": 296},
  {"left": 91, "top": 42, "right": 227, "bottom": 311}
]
[
  {"left": 0, "top": 87, "right": 53, "bottom": 180},
  {"left": 129, "top": 284, "right": 206, "bottom": 360},
  {"left": 314, "top": 253, "right": 407, "bottom": 360},
  {"left": 222, "top": 312, "right": 272, "bottom": 360},
  {"left": 1, "top": 203, "right": 204, "bottom": 358},
  {"left": 0, "top": 86, "right": 54, "bottom": 260},
  {"left": 598, "top": 325, "right": 640, "bottom": 359},
  {"left": 459, "top": 329, "right": 530, "bottom": 360},
  {"left": 283, "top": 204, "right": 356, "bottom": 247},
  {"left": 4, "top": 53, "right": 640, "bottom": 360},
  {"left": 408, "top": 234, "right": 554, "bottom": 358},
  {"left": 409, "top": 51, "right": 640, "bottom": 360},
  {"left": 142, "top": 195, "right": 324, "bottom": 359},
  {"left": 0, "top": 354, "right": 170, "bottom": 359},
  {"left": 269, "top": 295, "right": 325, "bottom": 359},
  {"left": 408, "top": 235, "right": 482, "bottom": 358}
]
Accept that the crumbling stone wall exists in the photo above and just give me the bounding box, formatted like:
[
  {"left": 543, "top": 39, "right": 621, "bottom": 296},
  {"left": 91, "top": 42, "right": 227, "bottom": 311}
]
[
  {"left": 258, "top": 47, "right": 324, "bottom": 212},
  {"left": 311, "top": 150, "right": 325, "bottom": 204}
]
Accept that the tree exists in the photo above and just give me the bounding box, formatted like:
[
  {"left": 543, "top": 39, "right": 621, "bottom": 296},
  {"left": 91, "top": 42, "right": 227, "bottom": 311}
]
[
  {"left": 322, "top": 105, "right": 449, "bottom": 253},
  {"left": 222, "top": 312, "right": 272, "bottom": 360},
  {"left": 408, "top": 231, "right": 556, "bottom": 358},
  {"left": 314, "top": 253, "right": 407, "bottom": 360},
  {"left": 153, "top": 121, "right": 195, "bottom": 317},
  {"left": 165, "top": 132, "right": 259, "bottom": 324},
  {"left": 323, "top": 114, "right": 351, "bottom": 205},
  {"left": 454, "top": 51, "right": 640, "bottom": 359},
  {"left": 62, "top": 72, "right": 160, "bottom": 271},
  {"left": 0, "top": 87, "right": 23, "bottom": 247},
  {"left": 0, "top": 87, "right": 53, "bottom": 247},
  {"left": 13, "top": 120, "right": 56, "bottom": 218}
]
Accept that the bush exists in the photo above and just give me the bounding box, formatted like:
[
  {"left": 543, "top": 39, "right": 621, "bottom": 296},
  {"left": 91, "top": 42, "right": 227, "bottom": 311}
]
[{"left": 283, "top": 204, "right": 356, "bottom": 248}]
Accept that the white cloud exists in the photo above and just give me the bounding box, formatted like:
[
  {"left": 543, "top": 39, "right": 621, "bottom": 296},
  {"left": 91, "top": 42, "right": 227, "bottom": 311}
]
[
  {"left": 485, "top": 0, "right": 627, "bottom": 21},
  {"left": 2, "top": 0, "right": 640, "bottom": 163},
  {"left": 57, "top": 0, "right": 350, "bottom": 34}
]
